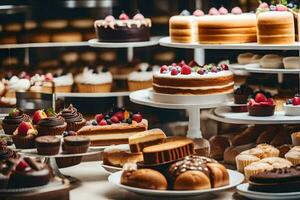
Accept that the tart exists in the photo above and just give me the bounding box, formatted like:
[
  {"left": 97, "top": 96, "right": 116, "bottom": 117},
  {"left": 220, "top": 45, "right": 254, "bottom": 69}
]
[
  {"left": 35, "top": 136, "right": 61, "bottom": 155},
  {"left": 284, "top": 94, "right": 300, "bottom": 116},
  {"left": 12, "top": 122, "right": 37, "bottom": 149},
  {"left": 247, "top": 92, "right": 275, "bottom": 116},
  {"left": 2, "top": 108, "right": 30, "bottom": 135}
]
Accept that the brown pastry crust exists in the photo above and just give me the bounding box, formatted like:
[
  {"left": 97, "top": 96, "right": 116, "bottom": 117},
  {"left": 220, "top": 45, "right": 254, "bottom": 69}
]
[
  {"left": 209, "top": 136, "right": 230, "bottom": 160},
  {"left": 206, "top": 163, "right": 229, "bottom": 188},
  {"left": 174, "top": 171, "right": 211, "bottom": 190},
  {"left": 103, "top": 147, "right": 143, "bottom": 167}
]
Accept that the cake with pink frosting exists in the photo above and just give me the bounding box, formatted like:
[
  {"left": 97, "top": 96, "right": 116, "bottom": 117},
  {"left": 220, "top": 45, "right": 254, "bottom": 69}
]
[{"left": 94, "top": 12, "right": 151, "bottom": 42}]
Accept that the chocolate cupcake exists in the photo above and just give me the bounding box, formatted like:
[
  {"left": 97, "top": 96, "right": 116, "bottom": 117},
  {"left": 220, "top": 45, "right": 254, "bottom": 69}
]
[
  {"left": 36, "top": 117, "right": 67, "bottom": 136},
  {"left": 2, "top": 108, "right": 30, "bottom": 135},
  {"left": 35, "top": 136, "right": 61, "bottom": 155},
  {"left": 12, "top": 122, "right": 37, "bottom": 149},
  {"left": 234, "top": 84, "right": 253, "bottom": 104},
  {"left": 62, "top": 136, "right": 90, "bottom": 154},
  {"left": 58, "top": 104, "right": 86, "bottom": 131}
]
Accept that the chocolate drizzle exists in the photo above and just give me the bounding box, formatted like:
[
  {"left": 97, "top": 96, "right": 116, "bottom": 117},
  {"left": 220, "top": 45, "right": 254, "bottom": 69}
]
[
  {"left": 37, "top": 117, "right": 65, "bottom": 127},
  {"left": 58, "top": 104, "right": 83, "bottom": 123}
]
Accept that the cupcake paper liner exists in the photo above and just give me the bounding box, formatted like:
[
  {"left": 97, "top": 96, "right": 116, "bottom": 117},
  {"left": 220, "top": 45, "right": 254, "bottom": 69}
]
[
  {"left": 62, "top": 143, "right": 89, "bottom": 154},
  {"left": 12, "top": 135, "right": 36, "bottom": 149},
  {"left": 2, "top": 123, "right": 18, "bottom": 135},
  {"left": 66, "top": 119, "right": 86, "bottom": 132},
  {"left": 55, "top": 157, "right": 82, "bottom": 168},
  {"left": 41, "top": 85, "right": 73, "bottom": 93},
  {"left": 36, "top": 145, "right": 60, "bottom": 155},
  {"left": 236, "top": 158, "right": 259, "bottom": 173},
  {"left": 77, "top": 83, "right": 112, "bottom": 93},
  {"left": 36, "top": 123, "right": 67, "bottom": 136},
  {"left": 128, "top": 80, "right": 153, "bottom": 91}
]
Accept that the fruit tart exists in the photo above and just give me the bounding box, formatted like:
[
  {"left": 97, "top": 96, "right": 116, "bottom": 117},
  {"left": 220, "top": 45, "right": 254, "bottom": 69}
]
[
  {"left": 248, "top": 92, "right": 275, "bottom": 116},
  {"left": 284, "top": 94, "right": 300, "bottom": 116}
]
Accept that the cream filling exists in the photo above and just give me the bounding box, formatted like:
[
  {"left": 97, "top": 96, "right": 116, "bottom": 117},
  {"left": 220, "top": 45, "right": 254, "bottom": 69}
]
[
  {"left": 85, "top": 132, "right": 139, "bottom": 140},
  {"left": 153, "top": 82, "right": 234, "bottom": 90}
]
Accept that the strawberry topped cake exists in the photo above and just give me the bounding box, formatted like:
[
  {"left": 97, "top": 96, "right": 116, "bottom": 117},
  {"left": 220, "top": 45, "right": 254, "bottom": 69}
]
[
  {"left": 284, "top": 94, "right": 300, "bottom": 116},
  {"left": 152, "top": 60, "right": 234, "bottom": 95},
  {"left": 247, "top": 92, "right": 276, "bottom": 116},
  {"left": 77, "top": 107, "right": 148, "bottom": 146},
  {"left": 94, "top": 12, "right": 151, "bottom": 42}
]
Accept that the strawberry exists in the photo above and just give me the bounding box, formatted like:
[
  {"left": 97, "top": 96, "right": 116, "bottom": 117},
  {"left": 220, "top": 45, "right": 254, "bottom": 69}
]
[
  {"left": 171, "top": 63, "right": 177, "bottom": 67},
  {"left": 110, "top": 116, "right": 119, "bottom": 123},
  {"left": 16, "top": 160, "right": 29, "bottom": 171},
  {"left": 114, "top": 111, "right": 124, "bottom": 121},
  {"left": 211, "top": 66, "right": 218, "bottom": 73},
  {"left": 248, "top": 99, "right": 256, "bottom": 106},
  {"left": 178, "top": 60, "right": 186, "bottom": 67},
  {"left": 193, "top": 9, "right": 204, "bottom": 17},
  {"left": 119, "top": 12, "right": 129, "bottom": 20},
  {"left": 95, "top": 114, "right": 104, "bottom": 123},
  {"left": 32, "top": 110, "right": 47, "bottom": 125},
  {"left": 181, "top": 65, "right": 191, "bottom": 75},
  {"left": 255, "top": 93, "right": 267, "bottom": 103},
  {"left": 219, "top": 6, "right": 228, "bottom": 15},
  {"left": 18, "top": 122, "right": 31, "bottom": 136},
  {"left": 99, "top": 119, "right": 108, "bottom": 126},
  {"left": 292, "top": 97, "right": 300, "bottom": 106},
  {"left": 160, "top": 65, "right": 168, "bottom": 74},
  {"left": 45, "top": 73, "right": 53, "bottom": 81},
  {"left": 171, "top": 68, "right": 178, "bottom": 75},
  {"left": 105, "top": 15, "right": 115, "bottom": 22},
  {"left": 267, "top": 98, "right": 275, "bottom": 106},
  {"left": 132, "top": 113, "right": 142, "bottom": 123},
  {"left": 276, "top": 4, "right": 288, "bottom": 11},
  {"left": 9, "top": 108, "right": 21, "bottom": 117}
]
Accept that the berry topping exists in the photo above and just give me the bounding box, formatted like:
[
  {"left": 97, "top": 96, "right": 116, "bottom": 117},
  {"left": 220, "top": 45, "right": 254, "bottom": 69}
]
[
  {"left": 178, "top": 60, "right": 186, "bottom": 67},
  {"left": 133, "top": 13, "right": 145, "bottom": 20},
  {"left": 292, "top": 97, "right": 300, "bottom": 106},
  {"left": 132, "top": 113, "right": 142, "bottom": 123},
  {"left": 197, "top": 68, "right": 205, "bottom": 75},
  {"left": 32, "top": 110, "right": 47, "bottom": 125},
  {"left": 211, "top": 66, "right": 218, "bottom": 73},
  {"left": 181, "top": 65, "right": 191, "bottom": 75},
  {"left": 119, "top": 12, "right": 129, "bottom": 20},
  {"left": 231, "top": 7, "right": 242, "bottom": 14},
  {"left": 180, "top": 10, "right": 190, "bottom": 16},
  {"left": 45, "top": 73, "right": 53, "bottom": 81},
  {"left": 160, "top": 65, "right": 168, "bottom": 74},
  {"left": 171, "top": 63, "right": 177, "bottom": 67},
  {"left": 16, "top": 160, "right": 29, "bottom": 172},
  {"left": 220, "top": 63, "right": 229, "bottom": 70},
  {"left": 105, "top": 15, "right": 115, "bottom": 22},
  {"left": 259, "top": 2, "right": 269, "bottom": 9},
  {"left": 17, "top": 122, "right": 32, "bottom": 136},
  {"left": 209, "top": 7, "right": 219, "bottom": 15},
  {"left": 110, "top": 116, "right": 120, "bottom": 123},
  {"left": 114, "top": 111, "right": 124, "bottom": 121},
  {"left": 91, "top": 120, "right": 98, "bottom": 126},
  {"left": 171, "top": 68, "right": 179, "bottom": 75},
  {"left": 255, "top": 93, "right": 268, "bottom": 103},
  {"left": 276, "top": 4, "right": 288, "bottom": 11},
  {"left": 234, "top": 84, "right": 253, "bottom": 95},
  {"left": 193, "top": 9, "right": 204, "bottom": 16},
  {"left": 95, "top": 114, "right": 104, "bottom": 123},
  {"left": 9, "top": 108, "right": 22, "bottom": 117},
  {"left": 248, "top": 99, "right": 256, "bottom": 106},
  {"left": 99, "top": 119, "right": 108, "bottom": 126},
  {"left": 219, "top": 6, "right": 228, "bottom": 15}
]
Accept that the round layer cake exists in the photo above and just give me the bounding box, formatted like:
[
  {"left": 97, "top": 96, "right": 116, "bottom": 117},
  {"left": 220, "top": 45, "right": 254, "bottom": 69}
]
[
  {"left": 94, "top": 12, "right": 151, "bottom": 42},
  {"left": 153, "top": 61, "right": 234, "bottom": 95}
]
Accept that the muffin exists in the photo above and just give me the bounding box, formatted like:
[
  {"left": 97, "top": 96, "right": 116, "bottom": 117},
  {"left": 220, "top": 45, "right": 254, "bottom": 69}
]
[
  {"left": 256, "top": 144, "right": 280, "bottom": 158},
  {"left": 241, "top": 147, "right": 265, "bottom": 159},
  {"left": 291, "top": 132, "right": 300, "bottom": 146},
  {"left": 62, "top": 136, "right": 90, "bottom": 154},
  {"left": 35, "top": 136, "right": 61, "bottom": 155},
  {"left": 12, "top": 122, "right": 37, "bottom": 149},
  {"left": 259, "top": 157, "right": 292, "bottom": 169},
  {"left": 58, "top": 104, "right": 86, "bottom": 131},
  {"left": 285, "top": 149, "right": 300, "bottom": 165},
  {"left": 127, "top": 63, "right": 156, "bottom": 91},
  {"left": 36, "top": 117, "right": 67, "bottom": 136},
  {"left": 2, "top": 108, "right": 30, "bottom": 135},
  {"left": 235, "top": 154, "right": 260, "bottom": 173}
]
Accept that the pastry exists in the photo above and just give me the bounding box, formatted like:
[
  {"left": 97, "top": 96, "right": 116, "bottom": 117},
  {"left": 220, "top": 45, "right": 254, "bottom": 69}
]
[
  {"left": 35, "top": 136, "right": 61, "bottom": 155},
  {"left": 209, "top": 135, "right": 230, "bottom": 160},
  {"left": 278, "top": 144, "right": 293, "bottom": 158},
  {"left": 259, "top": 157, "right": 292, "bottom": 169},
  {"left": 237, "top": 53, "right": 255, "bottom": 65},
  {"left": 256, "top": 3, "right": 294, "bottom": 44},
  {"left": 12, "top": 122, "right": 37, "bottom": 149},
  {"left": 102, "top": 144, "right": 143, "bottom": 167},
  {"left": 249, "top": 166, "right": 300, "bottom": 193},
  {"left": 36, "top": 116, "right": 67, "bottom": 136},
  {"left": 235, "top": 154, "right": 260, "bottom": 173},
  {"left": 260, "top": 54, "right": 283, "bottom": 69},
  {"left": 251, "top": 54, "right": 262, "bottom": 64},
  {"left": 142, "top": 139, "right": 194, "bottom": 165},
  {"left": 75, "top": 67, "right": 112, "bottom": 93},
  {"left": 128, "top": 129, "right": 166, "bottom": 153},
  {"left": 2, "top": 108, "right": 30, "bottom": 135},
  {"left": 283, "top": 57, "right": 300, "bottom": 69},
  {"left": 233, "top": 84, "right": 253, "bottom": 104},
  {"left": 224, "top": 143, "right": 256, "bottom": 165},
  {"left": 197, "top": 7, "right": 257, "bottom": 44},
  {"left": 127, "top": 63, "right": 156, "bottom": 91},
  {"left": 256, "top": 126, "right": 277, "bottom": 144},
  {"left": 77, "top": 108, "right": 148, "bottom": 146},
  {"left": 244, "top": 161, "right": 273, "bottom": 180},
  {"left": 121, "top": 164, "right": 167, "bottom": 190},
  {"left": 41, "top": 20, "right": 68, "bottom": 29},
  {"left": 95, "top": 12, "right": 151, "bottom": 42},
  {"left": 193, "top": 138, "right": 210, "bottom": 157},
  {"left": 248, "top": 93, "right": 275, "bottom": 116},
  {"left": 58, "top": 104, "right": 86, "bottom": 131},
  {"left": 292, "top": 131, "right": 300, "bottom": 145},
  {"left": 62, "top": 136, "right": 90, "bottom": 154},
  {"left": 51, "top": 32, "right": 82, "bottom": 42},
  {"left": 153, "top": 61, "right": 234, "bottom": 95},
  {"left": 231, "top": 126, "right": 265, "bottom": 146},
  {"left": 270, "top": 128, "right": 292, "bottom": 147},
  {"left": 285, "top": 147, "right": 300, "bottom": 165},
  {"left": 284, "top": 94, "right": 300, "bottom": 116}
]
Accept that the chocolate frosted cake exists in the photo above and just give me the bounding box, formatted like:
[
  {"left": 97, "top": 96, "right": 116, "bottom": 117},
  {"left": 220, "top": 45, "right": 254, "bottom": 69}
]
[
  {"left": 58, "top": 104, "right": 86, "bottom": 131},
  {"left": 249, "top": 166, "right": 300, "bottom": 193},
  {"left": 2, "top": 108, "right": 30, "bottom": 135},
  {"left": 36, "top": 117, "right": 67, "bottom": 136},
  {"left": 94, "top": 12, "right": 151, "bottom": 42}
]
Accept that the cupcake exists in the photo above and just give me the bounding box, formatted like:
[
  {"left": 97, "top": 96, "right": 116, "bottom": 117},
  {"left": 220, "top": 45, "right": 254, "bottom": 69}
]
[
  {"left": 127, "top": 63, "right": 157, "bottom": 91},
  {"left": 62, "top": 136, "right": 90, "bottom": 154},
  {"left": 256, "top": 144, "right": 280, "bottom": 158},
  {"left": 2, "top": 108, "right": 30, "bottom": 135},
  {"left": 41, "top": 73, "right": 74, "bottom": 93},
  {"left": 58, "top": 104, "right": 86, "bottom": 131},
  {"left": 75, "top": 67, "right": 112, "bottom": 93},
  {"left": 4, "top": 76, "right": 30, "bottom": 98},
  {"left": 241, "top": 147, "right": 265, "bottom": 159},
  {"left": 285, "top": 148, "right": 300, "bottom": 165},
  {"left": 292, "top": 132, "right": 300, "bottom": 146},
  {"left": 12, "top": 122, "right": 37, "bottom": 149},
  {"left": 36, "top": 117, "right": 67, "bottom": 136},
  {"left": 259, "top": 157, "right": 292, "bottom": 169},
  {"left": 235, "top": 154, "right": 260, "bottom": 173},
  {"left": 244, "top": 162, "right": 273, "bottom": 180},
  {"left": 35, "top": 136, "right": 61, "bottom": 155},
  {"left": 247, "top": 92, "right": 275, "bottom": 116},
  {"left": 234, "top": 84, "right": 253, "bottom": 104}
]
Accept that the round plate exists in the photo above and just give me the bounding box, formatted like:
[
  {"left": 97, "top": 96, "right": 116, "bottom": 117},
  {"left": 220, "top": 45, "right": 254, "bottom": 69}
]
[
  {"left": 225, "top": 101, "right": 247, "bottom": 107},
  {"left": 19, "top": 147, "right": 102, "bottom": 158},
  {"left": 245, "top": 66, "right": 300, "bottom": 74},
  {"left": 212, "top": 106, "right": 300, "bottom": 124},
  {"left": 88, "top": 37, "right": 160, "bottom": 48},
  {"left": 108, "top": 169, "right": 244, "bottom": 197},
  {"left": 230, "top": 63, "right": 260, "bottom": 70},
  {"left": 237, "top": 183, "right": 300, "bottom": 200},
  {"left": 100, "top": 161, "right": 122, "bottom": 174},
  {"left": 130, "top": 89, "right": 232, "bottom": 109}
]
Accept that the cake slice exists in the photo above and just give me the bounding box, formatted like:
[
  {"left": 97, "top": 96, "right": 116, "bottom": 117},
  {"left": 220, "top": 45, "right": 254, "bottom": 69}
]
[{"left": 142, "top": 139, "right": 194, "bottom": 165}]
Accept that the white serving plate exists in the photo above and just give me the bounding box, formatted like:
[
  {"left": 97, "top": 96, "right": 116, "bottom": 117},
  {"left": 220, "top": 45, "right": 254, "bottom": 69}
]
[
  {"left": 100, "top": 161, "right": 122, "bottom": 174},
  {"left": 237, "top": 183, "right": 300, "bottom": 200},
  {"left": 108, "top": 169, "right": 244, "bottom": 197},
  {"left": 245, "top": 66, "right": 300, "bottom": 74}
]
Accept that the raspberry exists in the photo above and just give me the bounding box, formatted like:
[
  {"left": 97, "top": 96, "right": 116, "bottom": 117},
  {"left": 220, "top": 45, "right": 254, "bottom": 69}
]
[
  {"left": 99, "top": 119, "right": 108, "bottom": 126},
  {"left": 95, "top": 114, "right": 104, "bottom": 123},
  {"left": 181, "top": 65, "right": 191, "bottom": 75},
  {"left": 119, "top": 12, "right": 129, "bottom": 20},
  {"left": 160, "top": 65, "right": 168, "bottom": 74},
  {"left": 171, "top": 68, "right": 178, "bottom": 75},
  {"left": 132, "top": 113, "right": 143, "bottom": 123}
]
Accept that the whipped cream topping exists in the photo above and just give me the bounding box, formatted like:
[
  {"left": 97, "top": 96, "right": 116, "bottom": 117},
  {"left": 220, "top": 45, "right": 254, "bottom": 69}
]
[
  {"left": 94, "top": 18, "right": 151, "bottom": 29},
  {"left": 75, "top": 67, "right": 112, "bottom": 85},
  {"left": 154, "top": 69, "right": 233, "bottom": 79},
  {"left": 52, "top": 73, "right": 74, "bottom": 86},
  {"left": 128, "top": 63, "right": 159, "bottom": 81},
  {"left": 7, "top": 76, "right": 30, "bottom": 91},
  {"left": 30, "top": 74, "right": 44, "bottom": 86}
]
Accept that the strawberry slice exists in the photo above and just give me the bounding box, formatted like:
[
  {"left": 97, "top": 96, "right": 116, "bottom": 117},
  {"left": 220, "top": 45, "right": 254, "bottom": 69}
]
[
  {"left": 292, "top": 97, "right": 300, "bottom": 106},
  {"left": 255, "top": 93, "right": 267, "bottom": 103}
]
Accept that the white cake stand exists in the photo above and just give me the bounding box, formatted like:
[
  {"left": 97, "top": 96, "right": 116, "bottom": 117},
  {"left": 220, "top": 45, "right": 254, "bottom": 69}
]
[{"left": 129, "top": 89, "right": 232, "bottom": 138}]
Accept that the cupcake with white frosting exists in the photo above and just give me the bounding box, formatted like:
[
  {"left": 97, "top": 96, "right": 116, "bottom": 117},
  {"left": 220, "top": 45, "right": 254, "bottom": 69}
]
[
  {"left": 4, "top": 76, "right": 30, "bottom": 97},
  {"left": 75, "top": 67, "right": 112, "bottom": 93},
  {"left": 128, "top": 63, "right": 158, "bottom": 91}
]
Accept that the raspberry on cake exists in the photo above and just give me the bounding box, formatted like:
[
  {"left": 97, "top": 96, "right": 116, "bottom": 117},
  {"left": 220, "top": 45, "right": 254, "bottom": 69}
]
[
  {"left": 76, "top": 107, "right": 148, "bottom": 146},
  {"left": 247, "top": 92, "right": 276, "bottom": 116},
  {"left": 94, "top": 12, "right": 151, "bottom": 42},
  {"left": 152, "top": 60, "right": 234, "bottom": 95}
]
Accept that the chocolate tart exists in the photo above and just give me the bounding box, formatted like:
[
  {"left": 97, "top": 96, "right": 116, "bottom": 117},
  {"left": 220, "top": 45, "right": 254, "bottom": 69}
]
[
  {"left": 35, "top": 136, "right": 61, "bottom": 155},
  {"left": 248, "top": 105, "right": 275, "bottom": 116}
]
